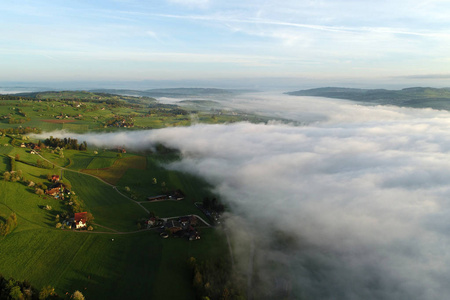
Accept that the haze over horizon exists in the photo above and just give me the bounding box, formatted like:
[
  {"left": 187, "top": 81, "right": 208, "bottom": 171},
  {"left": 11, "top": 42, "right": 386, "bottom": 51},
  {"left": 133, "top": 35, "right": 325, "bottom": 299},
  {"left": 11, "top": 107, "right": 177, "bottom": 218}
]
[{"left": 1, "top": 0, "right": 450, "bottom": 88}]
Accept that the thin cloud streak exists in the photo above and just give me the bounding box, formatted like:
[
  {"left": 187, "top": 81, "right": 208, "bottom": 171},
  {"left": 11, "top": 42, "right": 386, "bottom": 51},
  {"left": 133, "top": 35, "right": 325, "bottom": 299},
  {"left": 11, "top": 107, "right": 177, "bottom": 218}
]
[{"left": 143, "top": 12, "right": 450, "bottom": 38}]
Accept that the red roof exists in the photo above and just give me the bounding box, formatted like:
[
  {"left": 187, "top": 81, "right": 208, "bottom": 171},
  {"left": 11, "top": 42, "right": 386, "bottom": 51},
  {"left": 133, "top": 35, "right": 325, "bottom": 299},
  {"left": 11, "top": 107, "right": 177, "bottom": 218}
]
[{"left": 74, "top": 212, "right": 87, "bottom": 223}]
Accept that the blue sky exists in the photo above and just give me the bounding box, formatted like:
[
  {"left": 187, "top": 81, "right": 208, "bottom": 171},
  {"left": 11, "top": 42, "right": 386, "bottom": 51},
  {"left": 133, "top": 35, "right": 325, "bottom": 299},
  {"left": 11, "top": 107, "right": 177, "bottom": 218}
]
[{"left": 1, "top": 0, "right": 450, "bottom": 86}]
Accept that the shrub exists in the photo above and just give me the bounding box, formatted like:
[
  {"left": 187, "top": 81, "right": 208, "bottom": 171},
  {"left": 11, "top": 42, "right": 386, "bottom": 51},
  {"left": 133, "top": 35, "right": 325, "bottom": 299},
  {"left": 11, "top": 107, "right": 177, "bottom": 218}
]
[
  {"left": 3, "top": 171, "right": 11, "bottom": 181},
  {"left": 72, "top": 290, "right": 85, "bottom": 300}
]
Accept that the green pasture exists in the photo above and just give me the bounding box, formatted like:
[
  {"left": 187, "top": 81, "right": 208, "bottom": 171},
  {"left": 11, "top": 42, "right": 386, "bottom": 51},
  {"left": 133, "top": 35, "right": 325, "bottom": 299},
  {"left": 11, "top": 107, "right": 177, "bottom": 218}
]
[
  {"left": 133, "top": 116, "right": 191, "bottom": 128},
  {"left": 40, "top": 150, "right": 71, "bottom": 168},
  {"left": 117, "top": 154, "right": 214, "bottom": 202},
  {"left": 0, "top": 145, "right": 13, "bottom": 156},
  {"left": 0, "top": 157, "right": 229, "bottom": 299},
  {"left": 81, "top": 154, "right": 144, "bottom": 185},
  {"left": 0, "top": 92, "right": 238, "bottom": 299},
  {"left": 0, "top": 225, "right": 225, "bottom": 299},
  {"left": 0, "top": 181, "right": 65, "bottom": 232},
  {"left": 62, "top": 170, "right": 147, "bottom": 232},
  {"left": 64, "top": 151, "right": 94, "bottom": 170},
  {"left": 62, "top": 123, "right": 90, "bottom": 132},
  {"left": 85, "top": 151, "right": 119, "bottom": 169},
  {"left": 15, "top": 161, "right": 57, "bottom": 185}
]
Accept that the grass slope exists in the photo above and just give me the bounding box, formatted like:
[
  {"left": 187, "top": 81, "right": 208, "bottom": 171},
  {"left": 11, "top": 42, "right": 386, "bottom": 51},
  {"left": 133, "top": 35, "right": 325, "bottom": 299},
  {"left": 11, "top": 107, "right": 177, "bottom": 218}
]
[
  {"left": 81, "top": 155, "right": 146, "bottom": 185},
  {"left": 63, "top": 170, "right": 146, "bottom": 232}
]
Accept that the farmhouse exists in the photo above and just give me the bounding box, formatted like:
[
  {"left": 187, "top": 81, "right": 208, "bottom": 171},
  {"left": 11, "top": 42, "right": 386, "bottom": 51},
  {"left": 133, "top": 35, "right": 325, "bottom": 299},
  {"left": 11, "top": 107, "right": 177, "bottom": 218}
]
[
  {"left": 165, "top": 220, "right": 182, "bottom": 233},
  {"left": 46, "top": 187, "right": 60, "bottom": 197},
  {"left": 45, "top": 182, "right": 66, "bottom": 198},
  {"left": 147, "top": 217, "right": 156, "bottom": 228},
  {"left": 74, "top": 212, "right": 87, "bottom": 229},
  {"left": 147, "top": 195, "right": 167, "bottom": 201}
]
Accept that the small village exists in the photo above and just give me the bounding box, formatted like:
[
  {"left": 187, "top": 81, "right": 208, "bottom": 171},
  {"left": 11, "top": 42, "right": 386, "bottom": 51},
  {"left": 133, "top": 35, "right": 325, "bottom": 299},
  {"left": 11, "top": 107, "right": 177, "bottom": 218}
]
[{"left": 42, "top": 170, "right": 217, "bottom": 241}]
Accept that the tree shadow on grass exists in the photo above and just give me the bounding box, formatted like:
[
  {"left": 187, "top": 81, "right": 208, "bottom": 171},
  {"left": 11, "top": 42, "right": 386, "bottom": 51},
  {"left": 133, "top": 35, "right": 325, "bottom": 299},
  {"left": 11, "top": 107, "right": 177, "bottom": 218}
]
[{"left": 2, "top": 155, "right": 11, "bottom": 170}]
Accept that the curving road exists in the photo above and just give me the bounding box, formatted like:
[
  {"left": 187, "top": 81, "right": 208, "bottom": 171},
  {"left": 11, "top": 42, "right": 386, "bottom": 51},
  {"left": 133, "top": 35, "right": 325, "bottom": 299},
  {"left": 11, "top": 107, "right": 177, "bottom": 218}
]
[{"left": 35, "top": 152, "right": 213, "bottom": 233}]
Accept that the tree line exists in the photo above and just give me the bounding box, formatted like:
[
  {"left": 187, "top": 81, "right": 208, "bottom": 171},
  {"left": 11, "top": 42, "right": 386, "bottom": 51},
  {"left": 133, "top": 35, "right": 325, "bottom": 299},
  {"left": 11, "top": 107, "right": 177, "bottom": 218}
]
[
  {"left": 188, "top": 257, "right": 245, "bottom": 300},
  {"left": 43, "top": 137, "right": 87, "bottom": 151},
  {"left": 0, "top": 273, "right": 85, "bottom": 300},
  {"left": 0, "top": 127, "right": 40, "bottom": 135},
  {"left": 0, "top": 212, "right": 17, "bottom": 236}
]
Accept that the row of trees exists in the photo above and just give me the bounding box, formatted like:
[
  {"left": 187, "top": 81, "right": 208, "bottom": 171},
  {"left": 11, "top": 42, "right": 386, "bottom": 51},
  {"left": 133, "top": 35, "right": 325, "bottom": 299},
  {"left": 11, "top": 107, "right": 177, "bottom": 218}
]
[
  {"left": 148, "top": 104, "right": 188, "bottom": 117},
  {"left": 44, "top": 137, "right": 87, "bottom": 151},
  {"left": 103, "top": 116, "right": 134, "bottom": 128},
  {"left": 202, "top": 197, "right": 225, "bottom": 214},
  {"left": 3, "top": 117, "right": 31, "bottom": 124},
  {"left": 188, "top": 257, "right": 245, "bottom": 300},
  {"left": 0, "top": 127, "right": 40, "bottom": 135},
  {"left": 3, "top": 171, "right": 22, "bottom": 182},
  {"left": 0, "top": 212, "right": 18, "bottom": 236},
  {"left": 0, "top": 273, "right": 85, "bottom": 299}
]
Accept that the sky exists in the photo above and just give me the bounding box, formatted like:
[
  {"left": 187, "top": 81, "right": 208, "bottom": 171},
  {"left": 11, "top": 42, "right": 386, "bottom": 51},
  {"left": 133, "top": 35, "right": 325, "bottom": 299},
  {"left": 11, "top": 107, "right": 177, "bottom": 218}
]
[
  {"left": 34, "top": 92, "right": 450, "bottom": 299},
  {"left": 1, "top": 0, "right": 450, "bottom": 87}
]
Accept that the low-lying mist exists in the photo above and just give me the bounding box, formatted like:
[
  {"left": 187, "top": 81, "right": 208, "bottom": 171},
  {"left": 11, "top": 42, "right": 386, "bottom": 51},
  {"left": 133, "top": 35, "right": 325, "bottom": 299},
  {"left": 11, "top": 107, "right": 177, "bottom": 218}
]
[{"left": 33, "top": 93, "right": 450, "bottom": 299}]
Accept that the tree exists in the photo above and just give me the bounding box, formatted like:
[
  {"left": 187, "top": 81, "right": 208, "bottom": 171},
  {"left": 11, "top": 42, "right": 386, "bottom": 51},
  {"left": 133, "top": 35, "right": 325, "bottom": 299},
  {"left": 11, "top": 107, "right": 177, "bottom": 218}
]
[
  {"left": 14, "top": 154, "right": 20, "bottom": 161},
  {"left": 16, "top": 170, "right": 22, "bottom": 180},
  {"left": 39, "top": 285, "right": 56, "bottom": 300},
  {"left": 3, "top": 171, "right": 11, "bottom": 181},
  {"left": 72, "top": 290, "right": 85, "bottom": 300},
  {"left": 85, "top": 212, "right": 94, "bottom": 223},
  {"left": 9, "top": 286, "right": 23, "bottom": 300}
]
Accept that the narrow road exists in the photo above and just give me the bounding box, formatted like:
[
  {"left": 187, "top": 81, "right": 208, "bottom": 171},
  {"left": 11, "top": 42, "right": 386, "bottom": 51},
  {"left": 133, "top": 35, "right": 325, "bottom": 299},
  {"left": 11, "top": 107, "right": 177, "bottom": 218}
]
[
  {"left": 162, "top": 214, "right": 212, "bottom": 227},
  {"left": 37, "top": 153, "right": 149, "bottom": 213},
  {"left": 35, "top": 152, "right": 213, "bottom": 232}
]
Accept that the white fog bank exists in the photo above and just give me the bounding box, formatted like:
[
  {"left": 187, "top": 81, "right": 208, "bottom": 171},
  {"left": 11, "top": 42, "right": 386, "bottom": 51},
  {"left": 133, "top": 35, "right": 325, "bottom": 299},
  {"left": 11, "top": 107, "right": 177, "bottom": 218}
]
[{"left": 32, "top": 93, "right": 450, "bottom": 299}]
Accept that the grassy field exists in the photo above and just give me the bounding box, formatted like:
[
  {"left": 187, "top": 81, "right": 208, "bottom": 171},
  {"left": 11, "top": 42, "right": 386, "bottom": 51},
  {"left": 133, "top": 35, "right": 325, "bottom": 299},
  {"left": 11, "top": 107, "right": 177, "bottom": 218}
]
[
  {"left": 0, "top": 226, "right": 225, "bottom": 299},
  {"left": 0, "top": 92, "right": 237, "bottom": 299},
  {"left": 0, "top": 163, "right": 226, "bottom": 299},
  {"left": 81, "top": 155, "right": 146, "bottom": 185},
  {"left": 117, "top": 154, "right": 214, "bottom": 200},
  {"left": 62, "top": 170, "right": 147, "bottom": 232},
  {"left": 0, "top": 180, "right": 65, "bottom": 231}
]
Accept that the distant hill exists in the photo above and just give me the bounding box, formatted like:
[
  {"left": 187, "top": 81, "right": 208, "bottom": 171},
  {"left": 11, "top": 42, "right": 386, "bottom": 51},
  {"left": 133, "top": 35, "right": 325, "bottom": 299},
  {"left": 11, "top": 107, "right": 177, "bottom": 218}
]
[
  {"left": 89, "top": 88, "right": 253, "bottom": 98},
  {"left": 285, "top": 87, "right": 450, "bottom": 110},
  {"left": 12, "top": 90, "right": 157, "bottom": 105}
]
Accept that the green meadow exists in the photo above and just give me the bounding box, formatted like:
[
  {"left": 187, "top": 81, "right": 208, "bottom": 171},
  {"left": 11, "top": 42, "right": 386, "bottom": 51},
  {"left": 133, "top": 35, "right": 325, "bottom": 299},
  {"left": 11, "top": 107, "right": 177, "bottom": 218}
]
[
  {"left": 0, "top": 91, "right": 239, "bottom": 299},
  {"left": 0, "top": 149, "right": 223, "bottom": 299}
]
